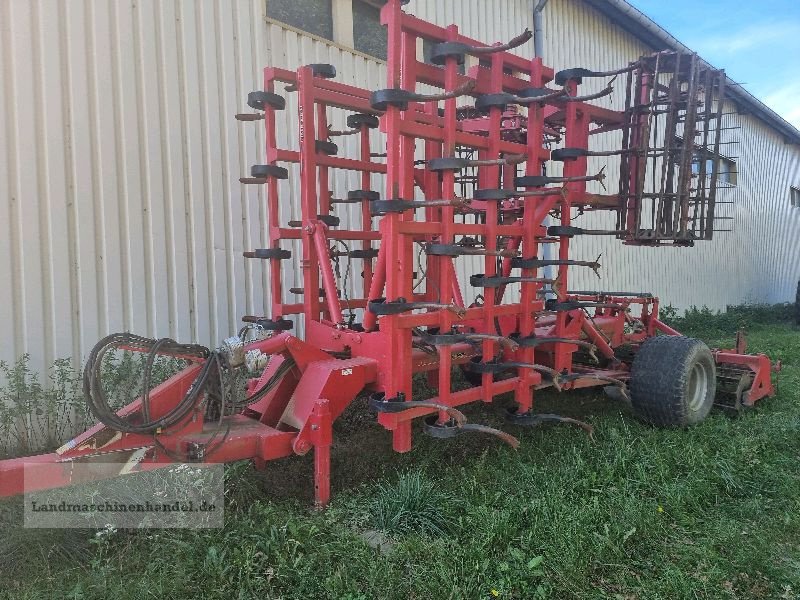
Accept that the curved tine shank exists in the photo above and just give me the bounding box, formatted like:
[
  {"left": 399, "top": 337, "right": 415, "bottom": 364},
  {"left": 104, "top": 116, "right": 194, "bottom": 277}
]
[
  {"left": 549, "top": 274, "right": 564, "bottom": 297},
  {"left": 482, "top": 275, "right": 556, "bottom": 288},
  {"left": 594, "top": 166, "right": 608, "bottom": 191},
  {"left": 514, "top": 87, "right": 569, "bottom": 105},
  {"left": 416, "top": 79, "right": 476, "bottom": 103},
  {"left": 511, "top": 363, "right": 563, "bottom": 391},
  {"left": 235, "top": 113, "right": 265, "bottom": 121},
  {"left": 470, "top": 28, "right": 532, "bottom": 55},
  {"left": 566, "top": 79, "right": 615, "bottom": 103},
  {"left": 413, "top": 302, "right": 467, "bottom": 318},
  {"left": 515, "top": 336, "right": 598, "bottom": 363},
  {"left": 458, "top": 424, "right": 520, "bottom": 449},
  {"left": 594, "top": 64, "right": 637, "bottom": 78},
  {"left": 464, "top": 334, "right": 520, "bottom": 352},
  {"left": 576, "top": 375, "right": 630, "bottom": 400},
  {"left": 574, "top": 254, "right": 603, "bottom": 279},
  {"left": 546, "top": 338, "right": 599, "bottom": 363},
  {"left": 401, "top": 401, "right": 468, "bottom": 427},
  {"left": 327, "top": 128, "right": 360, "bottom": 137},
  {"left": 422, "top": 198, "right": 471, "bottom": 209},
  {"left": 535, "top": 414, "right": 595, "bottom": 437},
  {"left": 583, "top": 228, "right": 626, "bottom": 236},
  {"left": 454, "top": 246, "right": 518, "bottom": 258},
  {"left": 521, "top": 363, "right": 563, "bottom": 390},
  {"left": 520, "top": 186, "right": 567, "bottom": 198},
  {"left": 471, "top": 153, "right": 527, "bottom": 167},
  {"left": 518, "top": 276, "right": 558, "bottom": 286}
]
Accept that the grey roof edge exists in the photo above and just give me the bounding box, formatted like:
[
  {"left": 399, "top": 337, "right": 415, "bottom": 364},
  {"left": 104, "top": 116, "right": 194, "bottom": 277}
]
[{"left": 581, "top": 0, "right": 800, "bottom": 145}]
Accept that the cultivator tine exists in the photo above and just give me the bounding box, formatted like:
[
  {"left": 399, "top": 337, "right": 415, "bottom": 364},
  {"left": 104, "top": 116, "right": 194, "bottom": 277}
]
[
  {"left": 370, "top": 395, "right": 467, "bottom": 425},
  {"left": 371, "top": 80, "right": 476, "bottom": 111},
  {"left": 505, "top": 362, "right": 564, "bottom": 391},
  {"left": 511, "top": 334, "right": 599, "bottom": 363},
  {"left": 554, "top": 64, "right": 637, "bottom": 85},
  {"left": 474, "top": 80, "right": 614, "bottom": 114},
  {"left": 506, "top": 409, "right": 595, "bottom": 438},
  {"left": 289, "top": 287, "right": 325, "bottom": 296},
  {"left": 516, "top": 168, "right": 606, "bottom": 188},
  {"left": 235, "top": 112, "right": 265, "bottom": 121},
  {"left": 327, "top": 114, "right": 380, "bottom": 137},
  {"left": 585, "top": 255, "right": 603, "bottom": 278},
  {"left": 332, "top": 190, "right": 380, "bottom": 205},
  {"left": 370, "top": 393, "right": 519, "bottom": 449},
  {"left": 547, "top": 225, "right": 626, "bottom": 237},
  {"left": 326, "top": 128, "right": 359, "bottom": 137},
  {"left": 370, "top": 198, "right": 470, "bottom": 215},
  {"left": 470, "top": 273, "right": 558, "bottom": 288},
  {"left": 551, "top": 147, "right": 628, "bottom": 161},
  {"left": 475, "top": 89, "right": 567, "bottom": 112},
  {"left": 464, "top": 359, "right": 562, "bottom": 391},
  {"left": 415, "top": 330, "right": 519, "bottom": 352},
  {"left": 567, "top": 290, "right": 653, "bottom": 299},
  {"left": 369, "top": 298, "right": 467, "bottom": 318},
  {"left": 473, "top": 186, "right": 566, "bottom": 201},
  {"left": 511, "top": 255, "right": 602, "bottom": 279},
  {"left": 562, "top": 373, "right": 630, "bottom": 401},
  {"left": 429, "top": 28, "right": 532, "bottom": 64},
  {"left": 544, "top": 300, "right": 623, "bottom": 312},
  {"left": 423, "top": 415, "right": 520, "bottom": 448},
  {"left": 456, "top": 424, "right": 520, "bottom": 449},
  {"left": 566, "top": 78, "right": 616, "bottom": 102},
  {"left": 425, "top": 243, "right": 518, "bottom": 258},
  {"left": 427, "top": 153, "right": 526, "bottom": 172},
  {"left": 464, "top": 334, "right": 520, "bottom": 352}
]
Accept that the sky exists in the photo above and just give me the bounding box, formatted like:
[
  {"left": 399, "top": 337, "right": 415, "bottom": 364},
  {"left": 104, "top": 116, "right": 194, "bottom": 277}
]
[{"left": 626, "top": 0, "right": 800, "bottom": 129}]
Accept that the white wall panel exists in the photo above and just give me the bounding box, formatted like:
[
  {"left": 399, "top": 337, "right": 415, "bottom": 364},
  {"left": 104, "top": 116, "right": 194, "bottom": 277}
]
[{"left": 1, "top": 0, "right": 798, "bottom": 376}]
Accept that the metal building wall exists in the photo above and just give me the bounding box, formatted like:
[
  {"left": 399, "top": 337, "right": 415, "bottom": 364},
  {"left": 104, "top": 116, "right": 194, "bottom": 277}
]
[
  {"left": 537, "top": 0, "right": 800, "bottom": 310},
  {"left": 0, "top": 0, "right": 531, "bottom": 373},
  {"left": 1, "top": 0, "right": 798, "bottom": 375}
]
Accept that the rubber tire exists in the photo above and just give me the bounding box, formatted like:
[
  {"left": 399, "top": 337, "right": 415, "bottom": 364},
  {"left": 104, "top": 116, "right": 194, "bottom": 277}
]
[{"left": 630, "top": 336, "right": 716, "bottom": 427}]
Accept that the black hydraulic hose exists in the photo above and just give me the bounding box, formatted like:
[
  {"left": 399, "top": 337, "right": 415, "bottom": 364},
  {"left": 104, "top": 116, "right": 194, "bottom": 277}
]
[
  {"left": 82, "top": 333, "right": 296, "bottom": 438},
  {"left": 84, "top": 333, "right": 211, "bottom": 434}
]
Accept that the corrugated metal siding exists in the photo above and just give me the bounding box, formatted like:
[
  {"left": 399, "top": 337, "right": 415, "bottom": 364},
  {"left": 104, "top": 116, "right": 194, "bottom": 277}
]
[{"left": 1, "top": 0, "right": 798, "bottom": 374}]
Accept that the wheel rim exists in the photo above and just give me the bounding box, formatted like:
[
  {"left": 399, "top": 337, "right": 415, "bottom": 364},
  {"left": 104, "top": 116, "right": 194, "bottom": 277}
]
[{"left": 687, "top": 361, "right": 709, "bottom": 412}]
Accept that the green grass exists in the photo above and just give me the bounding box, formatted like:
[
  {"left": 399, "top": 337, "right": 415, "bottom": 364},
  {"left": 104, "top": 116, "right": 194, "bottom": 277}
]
[{"left": 1, "top": 309, "right": 799, "bottom": 599}]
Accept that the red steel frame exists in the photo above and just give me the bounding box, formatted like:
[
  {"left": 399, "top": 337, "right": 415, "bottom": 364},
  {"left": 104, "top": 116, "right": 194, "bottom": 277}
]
[{"left": 0, "top": 0, "right": 777, "bottom": 506}]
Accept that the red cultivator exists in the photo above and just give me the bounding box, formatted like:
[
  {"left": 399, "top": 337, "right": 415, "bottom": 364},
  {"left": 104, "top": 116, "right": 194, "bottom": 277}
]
[{"left": 0, "top": 1, "right": 778, "bottom": 506}]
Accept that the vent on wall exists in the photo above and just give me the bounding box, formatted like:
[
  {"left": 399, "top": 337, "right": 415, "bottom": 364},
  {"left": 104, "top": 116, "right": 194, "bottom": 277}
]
[{"left": 791, "top": 186, "right": 800, "bottom": 209}]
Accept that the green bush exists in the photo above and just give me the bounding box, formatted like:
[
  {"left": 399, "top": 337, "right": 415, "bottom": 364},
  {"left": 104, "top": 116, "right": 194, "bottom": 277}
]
[
  {"left": 660, "top": 302, "right": 795, "bottom": 339},
  {"left": 369, "top": 471, "right": 456, "bottom": 536},
  {"left": 0, "top": 351, "right": 184, "bottom": 458}
]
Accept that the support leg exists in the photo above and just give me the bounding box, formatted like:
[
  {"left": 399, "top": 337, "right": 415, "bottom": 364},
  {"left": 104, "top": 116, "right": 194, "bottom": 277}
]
[
  {"left": 392, "top": 421, "right": 412, "bottom": 453},
  {"left": 310, "top": 399, "right": 332, "bottom": 507}
]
